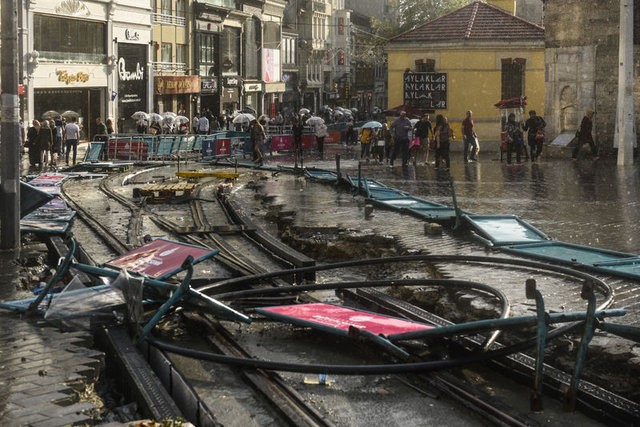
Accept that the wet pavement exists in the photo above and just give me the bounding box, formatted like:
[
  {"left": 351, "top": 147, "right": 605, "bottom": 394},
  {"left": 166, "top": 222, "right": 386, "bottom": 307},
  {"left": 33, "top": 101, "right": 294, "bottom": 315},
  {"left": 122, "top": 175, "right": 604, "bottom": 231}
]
[
  {"left": 2, "top": 141, "right": 639, "bottom": 425},
  {"left": 297, "top": 144, "right": 640, "bottom": 254}
]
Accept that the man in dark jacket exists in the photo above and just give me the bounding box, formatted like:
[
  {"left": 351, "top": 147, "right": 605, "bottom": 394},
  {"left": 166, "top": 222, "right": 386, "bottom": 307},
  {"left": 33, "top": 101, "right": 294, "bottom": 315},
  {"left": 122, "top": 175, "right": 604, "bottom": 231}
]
[
  {"left": 389, "top": 111, "right": 412, "bottom": 166},
  {"left": 523, "top": 110, "right": 546, "bottom": 162},
  {"left": 572, "top": 109, "right": 598, "bottom": 159}
]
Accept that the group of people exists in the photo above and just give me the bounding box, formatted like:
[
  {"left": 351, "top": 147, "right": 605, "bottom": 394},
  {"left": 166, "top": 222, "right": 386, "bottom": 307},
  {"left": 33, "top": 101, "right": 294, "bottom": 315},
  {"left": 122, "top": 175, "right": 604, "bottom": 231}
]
[
  {"left": 23, "top": 115, "right": 114, "bottom": 169},
  {"left": 502, "top": 110, "right": 547, "bottom": 164},
  {"left": 353, "top": 111, "right": 457, "bottom": 170}
]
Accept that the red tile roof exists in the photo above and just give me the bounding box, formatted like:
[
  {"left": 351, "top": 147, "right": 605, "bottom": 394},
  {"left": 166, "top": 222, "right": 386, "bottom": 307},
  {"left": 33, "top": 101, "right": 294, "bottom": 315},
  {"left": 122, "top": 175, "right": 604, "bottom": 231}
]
[{"left": 391, "top": 1, "right": 544, "bottom": 43}]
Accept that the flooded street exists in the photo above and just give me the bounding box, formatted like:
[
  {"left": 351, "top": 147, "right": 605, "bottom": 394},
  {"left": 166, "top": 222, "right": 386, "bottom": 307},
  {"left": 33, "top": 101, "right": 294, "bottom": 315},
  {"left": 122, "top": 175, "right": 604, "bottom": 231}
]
[
  {"left": 235, "top": 148, "right": 640, "bottom": 322},
  {"left": 323, "top": 153, "right": 640, "bottom": 254}
]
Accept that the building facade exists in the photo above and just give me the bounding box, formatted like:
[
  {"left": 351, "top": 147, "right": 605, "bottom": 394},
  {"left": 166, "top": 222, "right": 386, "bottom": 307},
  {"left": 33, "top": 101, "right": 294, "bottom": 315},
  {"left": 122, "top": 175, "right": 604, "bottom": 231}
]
[
  {"left": 385, "top": 0, "right": 544, "bottom": 140},
  {"left": 543, "top": 0, "right": 640, "bottom": 154},
  {"left": 21, "top": 0, "right": 152, "bottom": 137}
]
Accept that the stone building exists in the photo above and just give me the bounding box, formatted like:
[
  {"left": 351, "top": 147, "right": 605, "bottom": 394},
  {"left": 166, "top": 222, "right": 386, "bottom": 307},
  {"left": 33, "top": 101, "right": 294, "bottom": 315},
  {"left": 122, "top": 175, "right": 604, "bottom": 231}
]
[{"left": 543, "top": 0, "right": 638, "bottom": 154}]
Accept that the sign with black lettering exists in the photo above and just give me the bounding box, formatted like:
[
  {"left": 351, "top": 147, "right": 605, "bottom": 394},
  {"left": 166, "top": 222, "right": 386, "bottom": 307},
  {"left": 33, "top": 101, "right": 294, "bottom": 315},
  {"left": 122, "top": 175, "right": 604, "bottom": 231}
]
[{"left": 403, "top": 72, "right": 447, "bottom": 110}]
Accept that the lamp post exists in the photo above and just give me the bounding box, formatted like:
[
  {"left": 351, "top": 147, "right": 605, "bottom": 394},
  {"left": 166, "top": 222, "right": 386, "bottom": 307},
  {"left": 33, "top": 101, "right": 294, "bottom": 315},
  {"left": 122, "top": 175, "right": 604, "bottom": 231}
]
[{"left": 1, "top": 0, "right": 20, "bottom": 296}]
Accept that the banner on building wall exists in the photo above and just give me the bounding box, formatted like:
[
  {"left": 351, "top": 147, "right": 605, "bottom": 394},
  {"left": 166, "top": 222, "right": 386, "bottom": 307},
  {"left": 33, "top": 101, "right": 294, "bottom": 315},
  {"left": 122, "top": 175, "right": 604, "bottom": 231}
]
[
  {"left": 154, "top": 76, "right": 200, "bottom": 95},
  {"left": 262, "top": 48, "right": 281, "bottom": 83},
  {"left": 117, "top": 43, "right": 148, "bottom": 123},
  {"left": 403, "top": 71, "right": 447, "bottom": 110}
]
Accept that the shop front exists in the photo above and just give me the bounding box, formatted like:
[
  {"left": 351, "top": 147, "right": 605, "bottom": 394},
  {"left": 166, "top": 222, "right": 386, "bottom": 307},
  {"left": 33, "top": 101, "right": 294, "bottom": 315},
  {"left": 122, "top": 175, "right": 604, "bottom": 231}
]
[
  {"left": 264, "top": 82, "right": 285, "bottom": 119},
  {"left": 31, "top": 64, "right": 108, "bottom": 140},
  {"left": 243, "top": 81, "right": 262, "bottom": 116},
  {"left": 200, "top": 77, "right": 218, "bottom": 117},
  {"left": 154, "top": 75, "right": 200, "bottom": 127},
  {"left": 117, "top": 42, "right": 150, "bottom": 134},
  {"left": 220, "top": 76, "right": 240, "bottom": 116}
]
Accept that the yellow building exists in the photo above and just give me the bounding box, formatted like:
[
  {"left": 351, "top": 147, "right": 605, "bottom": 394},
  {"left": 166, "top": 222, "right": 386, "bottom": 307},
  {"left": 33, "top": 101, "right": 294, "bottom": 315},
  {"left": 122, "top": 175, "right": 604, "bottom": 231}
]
[{"left": 385, "top": 0, "right": 544, "bottom": 141}]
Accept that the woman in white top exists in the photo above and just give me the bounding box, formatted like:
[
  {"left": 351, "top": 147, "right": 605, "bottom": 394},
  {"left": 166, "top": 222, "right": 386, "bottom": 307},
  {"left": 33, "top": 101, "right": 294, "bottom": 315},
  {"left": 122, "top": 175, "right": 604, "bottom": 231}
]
[{"left": 64, "top": 116, "right": 81, "bottom": 165}]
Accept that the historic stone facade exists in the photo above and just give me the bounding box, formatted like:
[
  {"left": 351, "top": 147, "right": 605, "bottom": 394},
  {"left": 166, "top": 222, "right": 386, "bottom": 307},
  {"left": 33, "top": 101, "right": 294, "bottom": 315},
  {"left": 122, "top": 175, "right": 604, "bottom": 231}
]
[{"left": 544, "top": 0, "right": 638, "bottom": 153}]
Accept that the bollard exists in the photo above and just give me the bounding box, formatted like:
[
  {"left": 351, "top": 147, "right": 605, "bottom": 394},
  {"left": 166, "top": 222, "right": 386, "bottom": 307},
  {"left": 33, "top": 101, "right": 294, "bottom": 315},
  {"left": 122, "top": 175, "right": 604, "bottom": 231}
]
[
  {"left": 564, "top": 280, "right": 597, "bottom": 412},
  {"left": 526, "top": 278, "right": 547, "bottom": 412},
  {"left": 364, "top": 204, "right": 373, "bottom": 218}
]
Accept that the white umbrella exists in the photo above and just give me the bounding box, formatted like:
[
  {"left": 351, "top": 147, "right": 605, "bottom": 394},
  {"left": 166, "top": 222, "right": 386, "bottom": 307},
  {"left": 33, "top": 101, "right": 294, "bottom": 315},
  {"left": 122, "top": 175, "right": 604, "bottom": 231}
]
[
  {"left": 233, "top": 113, "right": 255, "bottom": 124},
  {"left": 410, "top": 118, "right": 419, "bottom": 126},
  {"left": 61, "top": 110, "right": 79, "bottom": 119},
  {"left": 148, "top": 113, "right": 163, "bottom": 122},
  {"left": 306, "top": 116, "right": 325, "bottom": 125},
  {"left": 163, "top": 115, "right": 176, "bottom": 125},
  {"left": 175, "top": 115, "right": 189, "bottom": 124},
  {"left": 361, "top": 121, "right": 383, "bottom": 129},
  {"left": 163, "top": 112, "right": 177, "bottom": 119},
  {"left": 333, "top": 110, "right": 344, "bottom": 116},
  {"left": 131, "top": 111, "right": 148, "bottom": 120},
  {"left": 42, "top": 110, "right": 60, "bottom": 120},
  {"left": 334, "top": 106, "right": 345, "bottom": 112},
  {"left": 299, "top": 108, "right": 311, "bottom": 115}
]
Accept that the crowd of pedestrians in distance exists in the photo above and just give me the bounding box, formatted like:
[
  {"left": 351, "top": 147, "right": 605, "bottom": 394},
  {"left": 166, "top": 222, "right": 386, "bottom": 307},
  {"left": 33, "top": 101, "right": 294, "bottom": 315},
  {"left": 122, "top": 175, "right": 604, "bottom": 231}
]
[{"left": 21, "top": 103, "right": 599, "bottom": 172}]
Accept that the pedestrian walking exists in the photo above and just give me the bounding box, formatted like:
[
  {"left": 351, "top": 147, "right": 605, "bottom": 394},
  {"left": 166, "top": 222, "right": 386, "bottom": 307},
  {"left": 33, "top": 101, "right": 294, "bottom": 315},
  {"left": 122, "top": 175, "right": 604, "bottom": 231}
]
[
  {"left": 197, "top": 114, "right": 210, "bottom": 135},
  {"left": 413, "top": 113, "right": 433, "bottom": 165},
  {"left": 381, "top": 123, "right": 393, "bottom": 164},
  {"left": 462, "top": 110, "right": 478, "bottom": 162},
  {"left": 523, "top": 110, "right": 546, "bottom": 162},
  {"left": 106, "top": 118, "right": 115, "bottom": 135},
  {"left": 136, "top": 117, "right": 147, "bottom": 134},
  {"left": 26, "top": 120, "right": 41, "bottom": 168},
  {"left": 389, "top": 111, "right": 412, "bottom": 166},
  {"left": 291, "top": 116, "right": 304, "bottom": 166},
  {"left": 504, "top": 112, "right": 524, "bottom": 164},
  {"left": 93, "top": 116, "right": 108, "bottom": 141},
  {"left": 250, "top": 118, "right": 266, "bottom": 166},
  {"left": 572, "top": 109, "right": 598, "bottom": 160},
  {"left": 433, "top": 114, "right": 453, "bottom": 170},
  {"left": 64, "top": 116, "right": 81, "bottom": 165},
  {"left": 315, "top": 122, "right": 328, "bottom": 159},
  {"left": 38, "top": 119, "right": 53, "bottom": 169},
  {"left": 359, "top": 126, "right": 374, "bottom": 161},
  {"left": 54, "top": 116, "right": 65, "bottom": 157}
]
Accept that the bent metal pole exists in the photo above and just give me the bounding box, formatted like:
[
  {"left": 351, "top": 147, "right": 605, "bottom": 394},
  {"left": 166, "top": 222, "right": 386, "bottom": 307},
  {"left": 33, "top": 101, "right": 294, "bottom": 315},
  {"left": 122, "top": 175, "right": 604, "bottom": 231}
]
[{"left": 0, "top": 0, "right": 21, "bottom": 251}]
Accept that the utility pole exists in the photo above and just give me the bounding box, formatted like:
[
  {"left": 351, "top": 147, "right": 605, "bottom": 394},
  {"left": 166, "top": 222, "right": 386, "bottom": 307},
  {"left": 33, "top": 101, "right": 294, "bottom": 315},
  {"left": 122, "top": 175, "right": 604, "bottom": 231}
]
[
  {"left": 1, "top": 0, "right": 21, "bottom": 251},
  {"left": 616, "top": 0, "right": 635, "bottom": 165}
]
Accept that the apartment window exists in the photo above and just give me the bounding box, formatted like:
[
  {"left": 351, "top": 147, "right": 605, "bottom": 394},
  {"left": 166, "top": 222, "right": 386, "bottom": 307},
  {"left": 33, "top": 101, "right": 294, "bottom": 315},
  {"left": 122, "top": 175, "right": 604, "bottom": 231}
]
[
  {"left": 244, "top": 18, "right": 261, "bottom": 79},
  {"left": 162, "top": 0, "right": 171, "bottom": 15},
  {"left": 220, "top": 27, "right": 240, "bottom": 75},
  {"left": 34, "top": 15, "right": 105, "bottom": 62},
  {"left": 176, "top": 44, "right": 186, "bottom": 65},
  {"left": 161, "top": 43, "right": 172, "bottom": 63},
  {"left": 415, "top": 59, "right": 435, "bottom": 72},
  {"left": 197, "top": 32, "right": 217, "bottom": 76},
  {"left": 176, "top": 0, "right": 186, "bottom": 18},
  {"left": 501, "top": 58, "right": 525, "bottom": 99}
]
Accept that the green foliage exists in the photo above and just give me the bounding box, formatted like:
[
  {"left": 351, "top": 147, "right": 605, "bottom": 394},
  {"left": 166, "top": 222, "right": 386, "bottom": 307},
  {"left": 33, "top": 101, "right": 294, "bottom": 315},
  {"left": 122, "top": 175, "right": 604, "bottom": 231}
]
[{"left": 372, "top": 0, "right": 473, "bottom": 40}]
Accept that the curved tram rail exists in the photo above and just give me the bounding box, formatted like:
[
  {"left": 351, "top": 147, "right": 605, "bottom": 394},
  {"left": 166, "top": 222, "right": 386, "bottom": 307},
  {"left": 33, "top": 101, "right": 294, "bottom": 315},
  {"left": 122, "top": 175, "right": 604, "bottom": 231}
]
[{"left": 58, "top": 165, "right": 640, "bottom": 426}]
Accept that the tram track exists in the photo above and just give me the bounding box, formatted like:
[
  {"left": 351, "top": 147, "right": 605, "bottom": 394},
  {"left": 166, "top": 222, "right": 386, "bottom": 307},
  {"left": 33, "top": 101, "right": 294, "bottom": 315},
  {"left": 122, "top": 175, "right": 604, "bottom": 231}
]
[{"left": 58, "top": 164, "right": 640, "bottom": 426}]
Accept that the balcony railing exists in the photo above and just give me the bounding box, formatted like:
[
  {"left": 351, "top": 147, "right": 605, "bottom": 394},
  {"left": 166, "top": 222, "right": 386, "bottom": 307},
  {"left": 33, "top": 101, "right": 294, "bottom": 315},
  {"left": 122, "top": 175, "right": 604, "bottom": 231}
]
[
  {"left": 197, "top": 0, "right": 236, "bottom": 9},
  {"left": 152, "top": 13, "right": 186, "bottom": 26},
  {"left": 151, "top": 62, "right": 188, "bottom": 73}
]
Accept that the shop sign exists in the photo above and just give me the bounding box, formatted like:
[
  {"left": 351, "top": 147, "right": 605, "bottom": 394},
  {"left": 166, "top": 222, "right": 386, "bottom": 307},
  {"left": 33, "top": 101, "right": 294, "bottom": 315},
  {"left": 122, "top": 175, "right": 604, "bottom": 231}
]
[
  {"left": 221, "top": 87, "right": 238, "bottom": 102},
  {"left": 224, "top": 77, "right": 239, "bottom": 86},
  {"left": 201, "top": 78, "right": 217, "bottom": 94},
  {"left": 56, "top": 70, "right": 89, "bottom": 85},
  {"left": 125, "top": 29, "right": 140, "bottom": 41},
  {"left": 403, "top": 71, "right": 447, "bottom": 110},
  {"left": 243, "top": 82, "right": 261, "bottom": 92},
  {"left": 154, "top": 76, "right": 200, "bottom": 95}
]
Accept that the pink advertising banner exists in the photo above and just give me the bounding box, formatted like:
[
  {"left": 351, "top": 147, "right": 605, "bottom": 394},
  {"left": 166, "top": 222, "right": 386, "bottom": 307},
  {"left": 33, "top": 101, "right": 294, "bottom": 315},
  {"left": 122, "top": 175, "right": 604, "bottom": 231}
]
[
  {"left": 258, "top": 303, "right": 433, "bottom": 336},
  {"left": 106, "top": 238, "right": 217, "bottom": 279}
]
